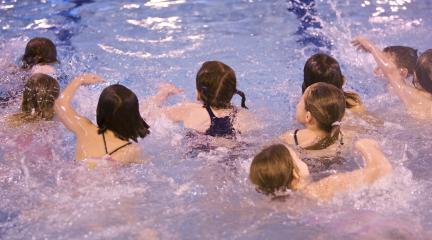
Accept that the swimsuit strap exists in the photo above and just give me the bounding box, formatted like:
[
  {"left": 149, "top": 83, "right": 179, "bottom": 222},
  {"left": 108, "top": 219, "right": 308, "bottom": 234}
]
[
  {"left": 293, "top": 129, "right": 300, "bottom": 146},
  {"left": 204, "top": 104, "right": 217, "bottom": 119},
  {"left": 102, "top": 132, "right": 109, "bottom": 154},
  {"left": 102, "top": 132, "right": 132, "bottom": 156},
  {"left": 109, "top": 142, "right": 132, "bottom": 155}
]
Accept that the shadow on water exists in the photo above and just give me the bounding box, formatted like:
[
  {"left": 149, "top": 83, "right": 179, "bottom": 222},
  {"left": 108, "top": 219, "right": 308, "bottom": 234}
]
[
  {"left": 51, "top": 0, "right": 95, "bottom": 46},
  {"left": 287, "top": 0, "right": 332, "bottom": 51}
]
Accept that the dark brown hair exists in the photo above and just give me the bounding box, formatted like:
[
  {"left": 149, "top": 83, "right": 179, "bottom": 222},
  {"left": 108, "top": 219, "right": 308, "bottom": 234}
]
[
  {"left": 196, "top": 61, "right": 247, "bottom": 109},
  {"left": 21, "top": 73, "right": 60, "bottom": 120},
  {"left": 303, "top": 82, "right": 346, "bottom": 150},
  {"left": 415, "top": 49, "right": 432, "bottom": 94},
  {"left": 302, "top": 53, "right": 361, "bottom": 109},
  {"left": 96, "top": 84, "right": 150, "bottom": 142},
  {"left": 22, "top": 37, "right": 58, "bottom": 69},
  {"left": 250, "top": 144, "right": 294, "bottom": 195},
  {"left": 383, "top": 46, "right": 418, "bottom": 75}
]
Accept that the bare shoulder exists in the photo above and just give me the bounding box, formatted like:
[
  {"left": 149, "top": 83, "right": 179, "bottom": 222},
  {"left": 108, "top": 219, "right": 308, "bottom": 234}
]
[
  {"left": 234, "top": 108, "right": 261, "bottom": 133},
  {"left": 115, "top": 144, "right": 144, "bottom": 165},
  {"left": 74, "top": 117, "right": 98, "bottom": 138},
  {"left": 279, "top": 130, "right": 295, "bottom": 145},
  {"left": 302, "top": 170, "right": 359, "bottom": 201}
]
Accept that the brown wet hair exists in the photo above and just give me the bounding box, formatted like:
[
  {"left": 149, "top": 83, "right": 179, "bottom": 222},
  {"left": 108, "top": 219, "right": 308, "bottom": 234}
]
[
  {"left": 415, "top": 49, "right": 432, "bottom": 94},
  {"left": 196, "top": 61, "right": 247, "bottom": 109},
  {"left": 302, "top": 53, "right": 361, "bottom": 109},
  {"left": 96, "top": 84, "right": 150, "bottom": 142},
  {"left": 250, "top": 144, "right": 295, "bottom": 195},
  {"left": 21, "top": 73, "right": 60, "bottom": 120},
  {"left": 303, "top": 82, "right": 346, "bottom": 150},
  {"left": 22, "top": 37, "right": 58, "bottom": 69},
  {"left": 383, "top": 46, "right": 418, "bottom": 76}
]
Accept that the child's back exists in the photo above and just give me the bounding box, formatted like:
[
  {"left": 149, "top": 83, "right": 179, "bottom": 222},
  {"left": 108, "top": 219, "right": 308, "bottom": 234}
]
[
  {"left": 153, "top": 61, "right": 259, "bottom": 137},
  {"left": 55, "top": 74, "right": 150, "bottom": 164}
]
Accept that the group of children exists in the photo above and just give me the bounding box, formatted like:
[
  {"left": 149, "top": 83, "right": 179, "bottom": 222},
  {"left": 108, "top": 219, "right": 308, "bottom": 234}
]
[{"left": 4, "top": 36, "right": 432, "bottom": 202}]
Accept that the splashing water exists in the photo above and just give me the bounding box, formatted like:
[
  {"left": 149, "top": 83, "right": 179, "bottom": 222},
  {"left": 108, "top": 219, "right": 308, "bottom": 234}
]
[{"left": 1, "top": 0, "right": 432, "bottom": 239}]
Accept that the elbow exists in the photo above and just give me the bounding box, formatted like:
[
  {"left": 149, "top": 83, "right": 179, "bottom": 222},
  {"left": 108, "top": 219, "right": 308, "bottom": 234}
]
[{"left": 54, "top": 98, "right": 65, "bottom": 114}]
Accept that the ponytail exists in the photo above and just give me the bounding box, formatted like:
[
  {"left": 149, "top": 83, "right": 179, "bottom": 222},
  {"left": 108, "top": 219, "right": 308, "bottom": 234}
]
[
  {"left": 235, "top": 89, "right": 248, "bottom": 109},
  {"left": 305, "top": 122, "right": 343, "bottom": 150}
]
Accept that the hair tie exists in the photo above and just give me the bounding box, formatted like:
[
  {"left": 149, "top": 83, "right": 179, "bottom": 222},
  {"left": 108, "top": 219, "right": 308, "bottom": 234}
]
[
  {"left": 331, "top": 121, "right": 341, "bottom": 127},
  {"left": 235, "top": 89, "right": 248, "bottom": 109}
]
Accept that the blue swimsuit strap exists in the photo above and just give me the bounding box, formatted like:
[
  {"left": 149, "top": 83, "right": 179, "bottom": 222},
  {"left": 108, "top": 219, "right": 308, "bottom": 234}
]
[
  {"left": 204, "top": 105, "right": 237, "bottom": 122},
  {"left": 204, "top": 104, "right": 217, "bottom": 120}
]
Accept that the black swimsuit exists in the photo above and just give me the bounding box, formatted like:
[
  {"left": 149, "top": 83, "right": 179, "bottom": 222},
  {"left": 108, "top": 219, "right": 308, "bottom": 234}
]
[
  {"left": 102, "top": 132, "right": 132, "bottom": 156},
  {"left": 293, "top": 129, "right": 300, "bottom": 146},
  {"left": 204, "top": 105, "right": 237, "bottom": 138},
  {"left": 292, "top": 129, "right": 345, "bottom": 180}
]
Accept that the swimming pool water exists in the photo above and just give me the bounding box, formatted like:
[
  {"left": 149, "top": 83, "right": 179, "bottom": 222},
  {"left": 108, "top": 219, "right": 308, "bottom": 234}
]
[{"left": 1, "top": 0, "right": 432, "bottom": 239}]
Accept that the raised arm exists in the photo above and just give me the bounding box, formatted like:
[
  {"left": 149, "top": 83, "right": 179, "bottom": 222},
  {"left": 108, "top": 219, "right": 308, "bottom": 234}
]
[
  {"left": 351, "top": 36, "right": 400, "bottom": 82},
  {"left": 352, "top": 36, "right": 429, "bottom": 117},
  {"left": 305, "top": 139, "right": 392, "bottom": 201},
  {"left": 54, "top": 73, "right": 104, "bottom": 134},
  {"left": 150, "top": 83, "right": 183, "bottom": 107}
]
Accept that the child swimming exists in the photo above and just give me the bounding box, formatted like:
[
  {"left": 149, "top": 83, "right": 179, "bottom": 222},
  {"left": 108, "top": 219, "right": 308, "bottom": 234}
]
[
  {"left": 250, "top": 139, "right": 392, "bottom": 201},
  {"left": 8, "top": 73, "right": 60, "bottom": 126},
  {"left": 0, "top": 37, "right": 58, "bottom": 106},
  {"left": 54, "top": 73, "right": 150, "bottom": 164},
  {"left": 280, "top": 82, "right": 345, "bottom": 150},
  {"left": 153, "top": 60, "right": 257, "bottom": 138},
  {"left": 302, "top": 53, "right": 364, "bottom": 111},
  {"left": 352, "top": 36, "right": 432, "bottom": 119},
  {"left": 373, "top": 45, "right": 418, "bottom": 80},
  {"left": 21, "top": 37, "right": 58, "bottom": 75}
]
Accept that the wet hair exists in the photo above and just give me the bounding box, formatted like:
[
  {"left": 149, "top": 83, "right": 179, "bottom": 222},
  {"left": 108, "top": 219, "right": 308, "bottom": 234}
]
[
  {"left": 302, "top": 53, "right": 361, "bottom": 109},
  {"left": 21, "top": 37, "right": 57, "bottom": 69},
  {"left": 196, "top": 61, "right": 248, "bottom": 109},
  {"left": 383, "top": 46, "right": 418, "bottom": 76},
  {"left": 303, "top": 82, "right": 346, "bottom": 150},
  {"left": 250, "top": 144, "right": 295, "bottom": 196},
  {"left": 415, "top": 49, "right": 432, "bottom": 94},
  {"left": 96, "top": 84, "right": 150, "bottom": 142},
  {"left": 21, "top": 73, "right": 60, "bottom": 120}
]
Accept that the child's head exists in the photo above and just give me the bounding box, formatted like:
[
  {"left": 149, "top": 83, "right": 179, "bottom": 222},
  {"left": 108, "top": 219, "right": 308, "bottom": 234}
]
[
  {"left": 22, "top": 37, "right": 57, "bottom": 69},
  {"left": 21, "top": 73, "right": 60, "bottom": 120},
  {"left": 302, "top": 53, "right": 361, "bottom": 108},
  {"left": 250, "top": 144, "right": 299, "bottom": 195},
  {"left": 96, "top": 84, "right": 150, "bottom": 142},
  {"left": 381, "top": 46, "right": 418, "bottom": 77},
  {"left": 196, "top": 61, "right": 247, "bottom": 109},
  {"left": 414, "top": 49, "right": 432, "bottom": 94},
  {"left": 296, "top": 82, "right": 346, "bottom": 150}
]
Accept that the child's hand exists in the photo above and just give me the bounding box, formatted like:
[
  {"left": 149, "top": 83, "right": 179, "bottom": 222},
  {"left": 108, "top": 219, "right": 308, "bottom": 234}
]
[
  {"left": 352, "top": 36, "right": 374, "bottom": 53},
  {"left": 157, "top": 83, "right": 183, "bottom": 97},
  {"left": 77, "top": 73, "right": 105, "bottom": 85}
]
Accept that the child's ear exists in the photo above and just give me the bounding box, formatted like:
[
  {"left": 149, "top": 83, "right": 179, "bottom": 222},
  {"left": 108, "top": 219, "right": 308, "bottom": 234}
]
[
  {"left": 400, "top": 68, "right": 408, "bottom": 78},
  {"left": 305, "top": 111, "right": 313, "bottom": 124},
  {"left": 196, "top": 90, "right": 200, "bottom": 100}
]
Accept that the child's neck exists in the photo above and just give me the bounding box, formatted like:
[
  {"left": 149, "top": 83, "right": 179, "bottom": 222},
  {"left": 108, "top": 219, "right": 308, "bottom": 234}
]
[{"left": 304, "top": 125, "right": 328, "bottom": 140}]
